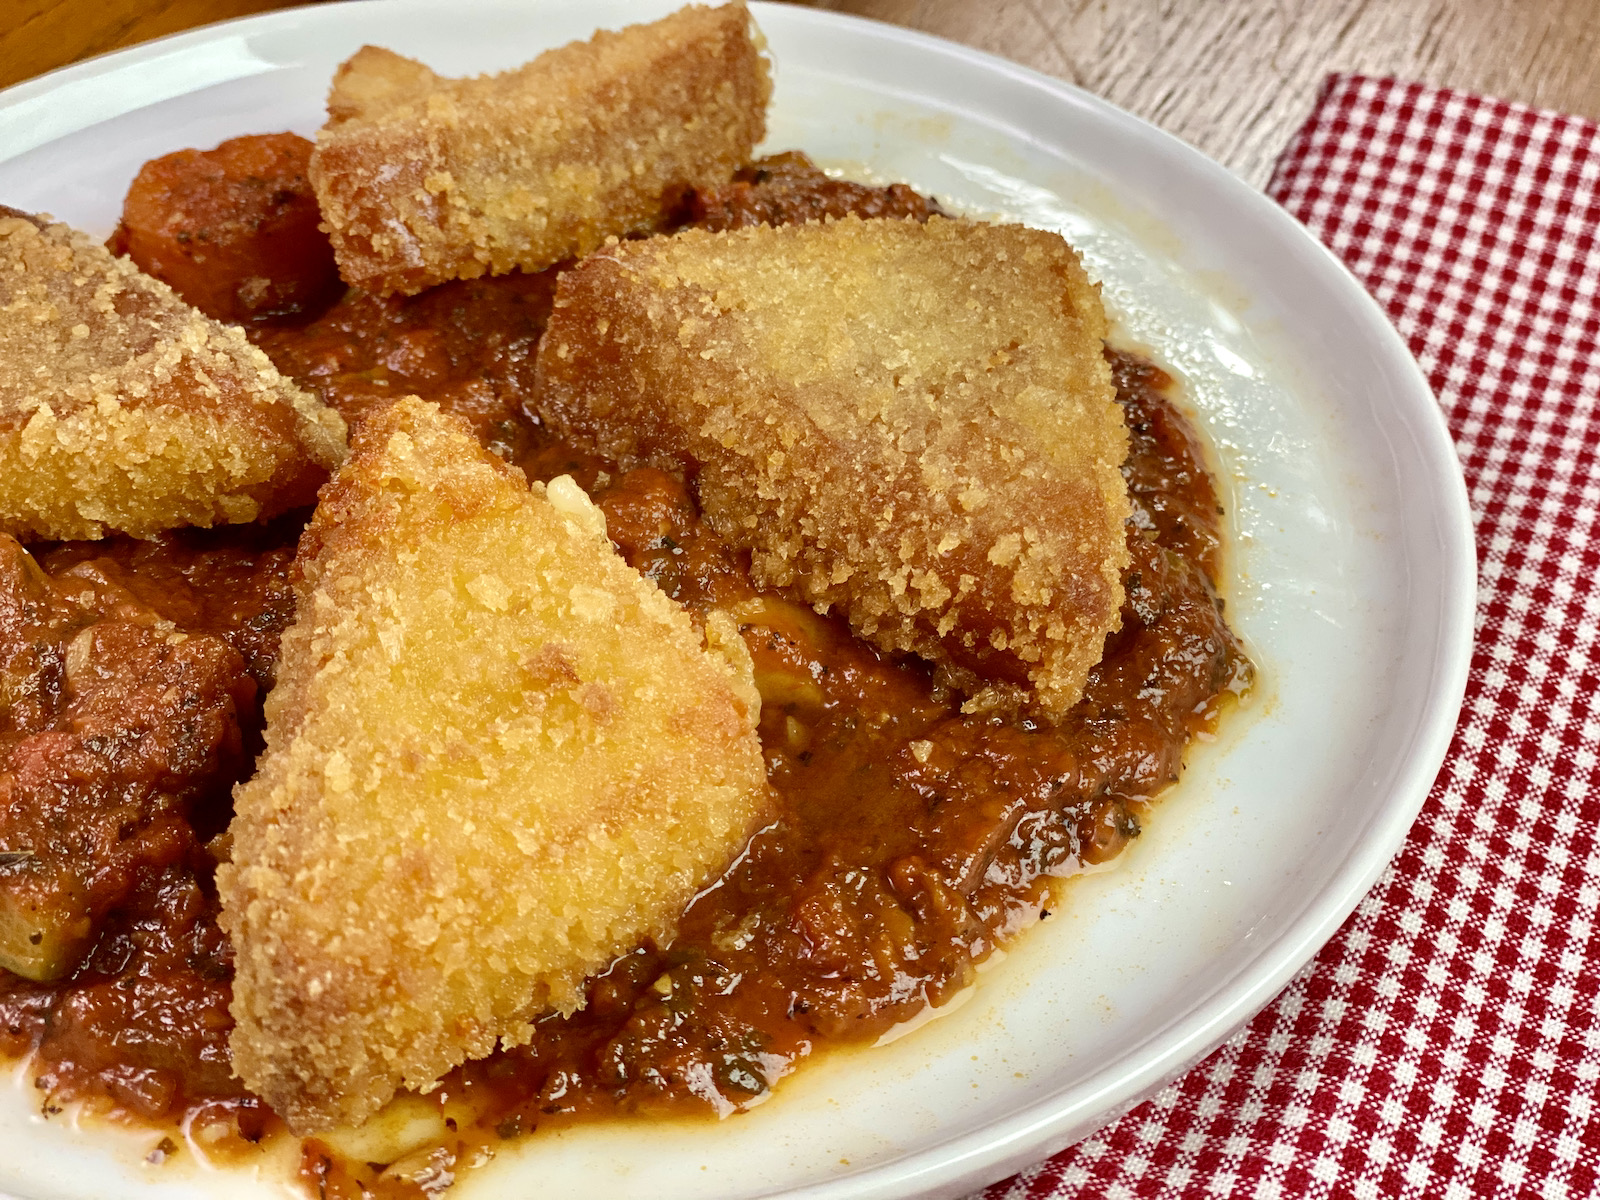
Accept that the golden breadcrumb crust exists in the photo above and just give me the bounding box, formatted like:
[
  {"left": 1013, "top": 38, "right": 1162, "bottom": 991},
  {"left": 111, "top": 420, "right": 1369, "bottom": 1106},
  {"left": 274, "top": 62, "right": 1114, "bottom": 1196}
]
[
  {"left": 309, "top": 3, "right": 771, "bottom": 296},
  {"left": 0, "top": 211, "right": 346, "bottom": 541},
  {"left": 535, "top": 215, "right": 1131, "bottom": 719},
  {"left": 218, "top": 396, "right": 769, "bottom": 1133}
]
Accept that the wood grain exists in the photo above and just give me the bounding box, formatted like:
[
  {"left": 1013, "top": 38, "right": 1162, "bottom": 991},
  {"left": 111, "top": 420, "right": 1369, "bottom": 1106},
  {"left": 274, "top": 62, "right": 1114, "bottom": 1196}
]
[
  {"left": 5, "top": 0, "right": 1598, "bottom": 188},
  {"left": 788, "top": 0, "right": 1600, "bottom": 186},
  {"left": 0, "top": 0, "right": 308, "bottom": 92}
]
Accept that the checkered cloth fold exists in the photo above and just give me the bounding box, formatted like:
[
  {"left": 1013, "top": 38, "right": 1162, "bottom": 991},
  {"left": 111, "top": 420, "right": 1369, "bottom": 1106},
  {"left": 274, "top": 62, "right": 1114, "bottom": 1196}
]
[{"left": 982, "top": 74, "right": 1600, "bottom": 1200}]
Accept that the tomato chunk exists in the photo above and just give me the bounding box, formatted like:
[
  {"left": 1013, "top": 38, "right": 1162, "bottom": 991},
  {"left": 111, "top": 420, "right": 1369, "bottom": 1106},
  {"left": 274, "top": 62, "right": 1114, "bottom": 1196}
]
[{"left": 111, "top": 133, "right": 341, "bottom": 323}]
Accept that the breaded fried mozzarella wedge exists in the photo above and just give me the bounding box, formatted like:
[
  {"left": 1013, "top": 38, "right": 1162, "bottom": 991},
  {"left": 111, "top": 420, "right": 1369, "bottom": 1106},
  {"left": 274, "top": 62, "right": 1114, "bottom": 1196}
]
[
  {"left": 310, "top": 2, "right": 771, "bottom": 295},
  {"left": 0, "top": 209, "right": 345, "bottom": 541},
  {"left": 218, "top": 397, "right": 769, "bottom": 1133},
  {"left": 535, "top": 215, "right": 1132, "bottom": 720}
]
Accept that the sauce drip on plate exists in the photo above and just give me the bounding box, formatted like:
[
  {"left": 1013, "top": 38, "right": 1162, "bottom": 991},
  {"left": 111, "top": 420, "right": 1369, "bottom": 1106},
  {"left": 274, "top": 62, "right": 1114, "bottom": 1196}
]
[{"left": 0, "top": 143, "right": 1250, "bottom": 1196}]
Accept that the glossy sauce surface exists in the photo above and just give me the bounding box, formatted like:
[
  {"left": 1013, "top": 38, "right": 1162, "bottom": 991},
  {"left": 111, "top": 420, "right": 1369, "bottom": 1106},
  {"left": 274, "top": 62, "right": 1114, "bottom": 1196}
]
[{"left": 0, "top": 143, "right": 1249, "bottom": 1195}]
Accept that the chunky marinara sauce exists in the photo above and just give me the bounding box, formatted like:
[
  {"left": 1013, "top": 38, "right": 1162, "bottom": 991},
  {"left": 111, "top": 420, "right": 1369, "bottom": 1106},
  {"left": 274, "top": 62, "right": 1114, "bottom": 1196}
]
[{"left": 0, "top": 140, "right": 1249, "bottom": 1195}]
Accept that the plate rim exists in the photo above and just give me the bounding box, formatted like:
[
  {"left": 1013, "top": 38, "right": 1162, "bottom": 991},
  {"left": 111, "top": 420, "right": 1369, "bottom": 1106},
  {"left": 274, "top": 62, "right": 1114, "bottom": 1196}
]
[{"left": 0, "top": 3, "right": 1478, "bottom": 1198}]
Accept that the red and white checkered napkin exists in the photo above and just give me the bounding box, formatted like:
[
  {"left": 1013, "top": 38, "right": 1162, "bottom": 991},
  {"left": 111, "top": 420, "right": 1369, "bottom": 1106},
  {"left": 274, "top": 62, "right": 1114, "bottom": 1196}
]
[{"left": 980, "top": 74, "right": 1600, "bottom": 1200}]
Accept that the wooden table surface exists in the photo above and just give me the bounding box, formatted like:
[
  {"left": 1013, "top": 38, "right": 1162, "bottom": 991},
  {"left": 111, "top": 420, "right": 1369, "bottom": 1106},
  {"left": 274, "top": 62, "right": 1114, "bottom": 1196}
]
[{"left": 5, "top": 0, "right": 1599, "bottom": 186}]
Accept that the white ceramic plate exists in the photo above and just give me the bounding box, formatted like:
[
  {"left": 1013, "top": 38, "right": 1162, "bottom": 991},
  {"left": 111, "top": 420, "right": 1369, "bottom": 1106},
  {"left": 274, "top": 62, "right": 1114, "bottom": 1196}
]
[{"left": 0, "top": 3, "right": 1474, "bottom": 1198}]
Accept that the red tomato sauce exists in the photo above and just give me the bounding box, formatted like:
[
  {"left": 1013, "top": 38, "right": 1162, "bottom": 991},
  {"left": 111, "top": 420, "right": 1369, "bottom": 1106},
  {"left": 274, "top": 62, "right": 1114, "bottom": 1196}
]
[{"left": 0, "top": 140, "right": 1249, "bottom": 1197}]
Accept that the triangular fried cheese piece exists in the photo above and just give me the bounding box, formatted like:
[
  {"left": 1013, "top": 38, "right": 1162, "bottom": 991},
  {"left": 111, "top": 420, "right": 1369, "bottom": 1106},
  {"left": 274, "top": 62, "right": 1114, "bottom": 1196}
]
[
  {"left": 218, "top": 396, "right": 769, "bottom": 1133},
  {"left": 0, "top": 209, "right": 346, "bottom": 540},
  {"left": 310, "top": 2, "right": 771, "bottom": 295},
  {"left": 534, "top": 214, "right": 1131, "bottom": 719}
]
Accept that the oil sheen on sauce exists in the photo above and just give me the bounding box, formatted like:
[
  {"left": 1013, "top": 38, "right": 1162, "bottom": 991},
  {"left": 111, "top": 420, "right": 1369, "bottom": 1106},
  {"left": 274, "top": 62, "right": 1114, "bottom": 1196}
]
[{"left": 0, "top": 145, "right": 1251, "bottom": 1198}]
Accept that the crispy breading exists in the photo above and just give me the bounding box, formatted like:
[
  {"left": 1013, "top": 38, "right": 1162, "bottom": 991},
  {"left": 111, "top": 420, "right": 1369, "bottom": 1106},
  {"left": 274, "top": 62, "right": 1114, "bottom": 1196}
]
[
  {"left": 218, "top": 396, "right": 770, "bottom": 1133},
  {"left": 309, "top": 3, "right": 771, "bottom": 296},
  {"left": 534, "top": 215, "right": 1132, "bottom": 719},
  {"left": 0, "top": 210, "right": 346, "bottom": 541}
]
